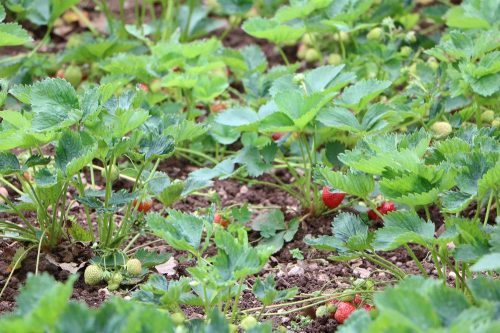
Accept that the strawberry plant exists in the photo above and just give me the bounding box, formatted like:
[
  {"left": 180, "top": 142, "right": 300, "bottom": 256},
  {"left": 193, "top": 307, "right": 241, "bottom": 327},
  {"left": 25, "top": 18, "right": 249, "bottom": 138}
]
[{"left": 1, "top": 0, "right": 500, "bottom": 331}]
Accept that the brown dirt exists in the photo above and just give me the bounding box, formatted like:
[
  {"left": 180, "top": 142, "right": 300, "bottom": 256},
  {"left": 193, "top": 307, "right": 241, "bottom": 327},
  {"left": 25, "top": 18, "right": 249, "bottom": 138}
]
[{"left": 0, "top": 156, "right": 486, "bottom": 332}]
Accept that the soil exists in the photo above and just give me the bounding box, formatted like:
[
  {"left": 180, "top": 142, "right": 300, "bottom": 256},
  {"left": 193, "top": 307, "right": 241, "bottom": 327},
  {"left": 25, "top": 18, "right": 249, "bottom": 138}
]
[
  {"left": 0, "top": 155, "right": 476, "bottom": 332},
  {"left": 0, "top": 2, "right": 494, "bottom": 333}
]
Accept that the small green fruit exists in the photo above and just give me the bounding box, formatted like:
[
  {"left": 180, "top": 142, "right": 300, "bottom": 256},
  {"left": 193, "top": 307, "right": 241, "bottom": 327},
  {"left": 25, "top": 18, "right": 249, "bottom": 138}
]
[
  {"left": 328, "top": 53, "right": 342, "bottom": 65},
  {"left": 333, "top": 31, "right": 349, "bottom": 42},
  {"left": 84, "top": 265, "right": 103, "bottom": 285},
  {"left": 65, "top": 64, "right": 82, "bottom": 87},
  {"left": 107, "top": 283, "right": 120, "bottom": 291},
  {"left": 240, "top": 315, "right": 258, "bottom": 330},
  {"left": 171, "top": 312, "right": 185, "bottom": 325},
  {"left": 427, "top": 57, "right": 439, "bottom": 71},
  {"left": 400, "top": 46, "right": 412, "bottom": 57},
  {"left": 339, "top": 289, "right": 356, "bottom": 301},
  {"left": 126, "top": 258, "right": 142, "bottom": 276},
  {"left": 480, "top": 110, "right": 495, "bottom": 123},
  {"left": 301, "top": 34, "right": 314, "bottom": 46},
  {"left": 326, "top": 303, "right": 337, "bottom": 313},
  {"left": 110, "top": 272, "right": 123, "bottom": 285},
  {"left": 104, "top": 164, "right": 119, "bottom": 182},
  {"left": 315, "top": 305, "right": 330, "bottom": 318},
  {"left": 297, "top": 44, "right": 308, "bottom": 59},
  {"left": 492, "top": 118, "right": 500, "bottom": 127},
  {"left": 305, "top": 48, "right": 320, "bottom": 63},
  {"left": 367, "top": 27, "right": 383, "bottom": 41},
  {"left": 430, "top": 121, "right": 452, "bottom": 138}
]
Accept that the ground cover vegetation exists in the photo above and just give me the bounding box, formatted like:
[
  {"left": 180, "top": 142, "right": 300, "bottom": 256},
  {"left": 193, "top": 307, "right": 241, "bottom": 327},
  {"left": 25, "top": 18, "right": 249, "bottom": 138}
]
[{"left": 0, "top": 0, "right": 499, "bottom": 332}]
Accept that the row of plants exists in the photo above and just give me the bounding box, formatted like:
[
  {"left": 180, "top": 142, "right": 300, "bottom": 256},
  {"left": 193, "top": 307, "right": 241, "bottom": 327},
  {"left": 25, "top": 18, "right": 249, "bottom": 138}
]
[{"left": 1, "top": 0, "right": 499, "bottom": 331}]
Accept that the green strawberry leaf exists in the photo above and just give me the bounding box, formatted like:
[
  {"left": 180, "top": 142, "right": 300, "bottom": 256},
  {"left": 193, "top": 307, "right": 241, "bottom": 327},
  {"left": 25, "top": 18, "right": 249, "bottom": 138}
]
[
  {"left": 337, "top": 79, "right": 391, "bottom": 111},
  {"left": 30, "top": 78, "right": 81, "bottom": 132},
  {"left": 374, "top": 211, "right": 435, "bottom": 251},
  {"left": 314, "top": 166, "right": 374, "bottom": 198},
  {"left": 0, "top": 23, "right": 32, "bottom": 47},
  {"left": 252, "top": 274, "right": 298, "bottom": 306},
  {"left": 242, "top": 17, "right": 306, "bottom": 45},
  {"left": 147, "top": 211, "right": 204, "bottom": 254},
  {"left": 55, "top": 130, "right": 97, "bottom": 177}
]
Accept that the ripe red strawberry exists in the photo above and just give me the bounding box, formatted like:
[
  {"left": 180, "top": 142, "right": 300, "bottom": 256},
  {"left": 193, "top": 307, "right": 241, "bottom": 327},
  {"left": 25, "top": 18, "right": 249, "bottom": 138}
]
[
  {"left": 210, "top": 102, "right": 227, "bottom": 113},
  {"left": 368, "top": 202, "right": 396, "bottom": 220},
  {"left": 214, "top": 213, "right": 229, "bottom": 228},
  {"left": 362, "top": 304, "right": 375, "bottom": 311},
  {"left": 353, "top": 294, "right": 362, "bottom": 305},
  {"left": 138, "top": 83, "right": 149, "bottom": 92},
  {"left": 333, "top": 301, "right": 356, "bottom": 324},
  {"left": 133, "top": 199, "right": 153, "bottom": 213},
  {"left": 378, "top": 202, "right": 395, "bottom": 214},
  {"left": 322, "top": 186, "right": 346, "bottom": 209},
  {"left": 271, "top": 133, "right": 284, "bottom": 141}
]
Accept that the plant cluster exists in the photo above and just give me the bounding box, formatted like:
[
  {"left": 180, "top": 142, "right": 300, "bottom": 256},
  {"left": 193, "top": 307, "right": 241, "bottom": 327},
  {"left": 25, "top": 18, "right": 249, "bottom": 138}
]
[{"left": 0, "top": 0, "right": 499, "bottom": 332}]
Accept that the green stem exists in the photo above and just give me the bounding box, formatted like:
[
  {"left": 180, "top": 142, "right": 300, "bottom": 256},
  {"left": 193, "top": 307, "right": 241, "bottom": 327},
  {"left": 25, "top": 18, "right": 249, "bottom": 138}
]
[
  {"left": 277, "top": 46, "right": 290, "bottom": 66},
  {"left": 404, "top": 244, "right": 428, "bottom": 277},
  {"left": 0, "top": 176, "right": 24, "bottom": 196},
  {"left": 483, "top": 191, "right": 494, "bottom": 226},
  {"left": 175, "top": 147, "right": 219, "bottom": 165},
  {"left": 424, "top": 205, "right": 431, "bottom": 221},
  {"left": 231, "top": 279, "right": 244, "bottom": 323},
  {"left": 0, "top": 245, "right": 35, "bottom": 299},
  {"left": 431, "top": 247, "right": 445, "bottom": 280}
]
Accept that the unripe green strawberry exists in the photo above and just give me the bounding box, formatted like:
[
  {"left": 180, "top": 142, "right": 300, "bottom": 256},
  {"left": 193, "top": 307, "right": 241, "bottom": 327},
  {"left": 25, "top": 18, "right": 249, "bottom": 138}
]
[
  {"left": 297, "top": 44, "right": 308, "bottom": 59},
  {"left": 240, "top": 316, "right": 258, "bottom": 330},
  {"left": 126, "top": 258, "right": 142, "bottom": 276},
  {"left": 305, "top": 48, "right": 320, "bottom": 63},
  {"left": 315, "top": 305, "right": 330, "bottom": 318},
  {"left": 326, "top": 303, "right": 337, "bottom": 313},
  {"left": 110, "top": 272, "right": 123, "bottom": 285},
  {"left": 333, "top": 31, "right": 349, "bottom": 42},
  {"left": 171, "top": 312, "right": 185, "bottom": 325},
  {"left": 328, "top": 53, "right": 342, "bottom": 65},
  {"left": 430, "top": 121, "right": 452, "bottom": 138},
  {"left": 427, "top": 57, "right": 439, "bottom": 71},
  {"left": 400, "top": 46, "right": 412, "bottom": 57},
  {"left": 301, "top": 34, "right": 314, "bottom": 46},
  {"left": 84, "top": 264, "right": 103, "bottom": 285},
  {"left": 492, "top": 118, "right": 500, "bottom": 127},
  {"left": 367, "top": 27, "right": 383, "bottom": 41},
  {"left": 65, "top": 64, "right": 82, "bottom": 87},
  {"left": 107, "top": 283, "right": 120, "bottom": 291},
  {"left": 481, "top": 110, "right": 495, "bottom": 123},
  {"left": 104, "top": 164, "right": 119, "bottom": 182}
]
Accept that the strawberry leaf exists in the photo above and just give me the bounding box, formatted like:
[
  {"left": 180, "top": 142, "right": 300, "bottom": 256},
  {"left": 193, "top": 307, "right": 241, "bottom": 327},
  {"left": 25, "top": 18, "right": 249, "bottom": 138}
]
[
  {"left": 147, "top": 211, "right": 204, "bottom": 254},
  {"left": 0, "top": 22, "right": 32, "bottom": 47},
  {"left": 374, "top": 211, "right": 435, "bottom": 251},
  {"left": 30, "top": 78, "right": 80, "bottom": 132},
  {"left": 55, "top": 130, "right": 97, "bottom": 177},
  {"left": 314, "top": 166, "right": 374, "bottom": 198},
  {"left": 337, "top": 79, "right": 391, "bottom": 111},
  {"left": 242, "top": 17, "right": 305, "bottom": 45}
]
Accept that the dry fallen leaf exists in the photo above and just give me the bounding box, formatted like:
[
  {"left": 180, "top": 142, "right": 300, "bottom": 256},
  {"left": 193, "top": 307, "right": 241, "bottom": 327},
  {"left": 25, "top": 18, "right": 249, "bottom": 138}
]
[{"left": 155, "top": 257, "right": 178, "bottom": 276}]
